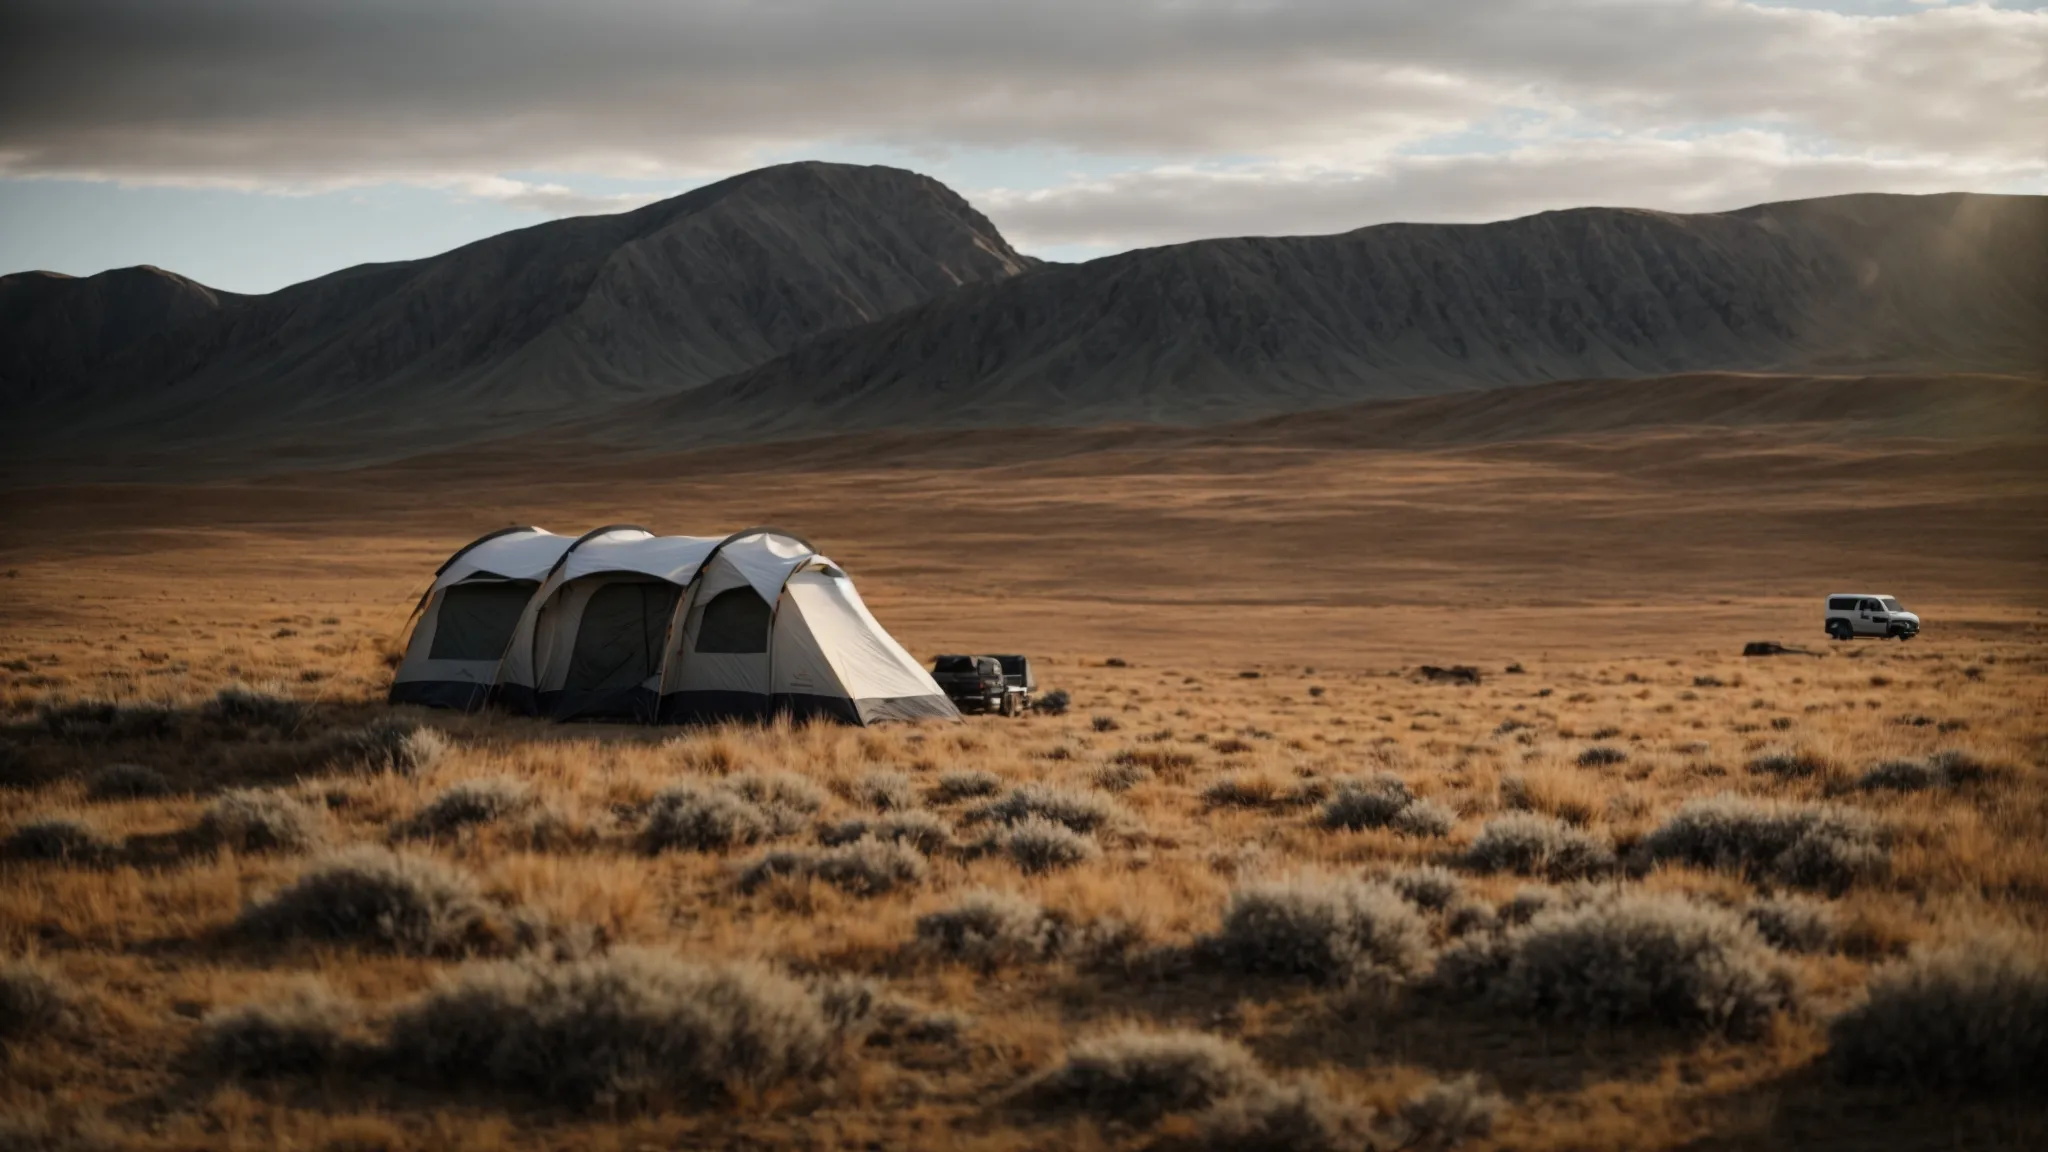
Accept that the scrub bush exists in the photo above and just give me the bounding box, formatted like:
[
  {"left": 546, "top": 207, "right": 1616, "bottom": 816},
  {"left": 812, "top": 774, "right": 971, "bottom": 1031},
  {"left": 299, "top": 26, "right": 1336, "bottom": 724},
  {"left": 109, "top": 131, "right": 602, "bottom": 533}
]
[
  {"left": 384, "top": 950, "right": 840, "bottom": 1109},
  {"left": 1463, "top": 813, "right": 1616, "bottom": 880},
  {"left": 1643, "top": 794, "right": 1885, "bottom": 891},
  {"left": 1020, "top": 1029, "right": 1270, "bottom": 1124},
  {"left": 38, "top": 699, "right": 177, "bottom": 741},
  {"left": 1578, "top": 746, "right": 1628, "bottom": 767},
  {"left": 1393, "top": 798, "right": 1458, "bottom": 838},
  {"left": 4, "top": 816, "right": 113, "bottom": 863},
  {"left": 398, "top": 778, "right": 534, "bottom": 839},
  {"left": 85, "top": 763, "right": 171, "bottom": 800},
  {"left": 914, "top": 890, "right": 1069, "bottom": 965},
  {"left": 196, "top": 789, "right": 323, "bottom": 853},
  {"left": 930, "top": 769, "right": 1001, "bottom": 802},
  {"left": 1829, "top": 938, "right": 2048, "bottom": 1091},
  {"left": 1384, "top": 865, "right": 1465, "bottom": 912},
  {"left": 1436, "top": 892, "right": 1795, "bottom": 1037},
  {"left": 821, "top": 811, "right": 952, "bottom": 854},
  {"left": 1389, "top": 1074, "right": 1504, "bottom": 1148},
  {"left": 206, "top": 684, "right": 307, "bottom": 732},
  {"left": 1092, "top": 762, "right": 1152, "bottom": 791},
  {"left": 188, "top": 979, "right": 358, "bottom": 1079},
  {"left": 236, "top": 847, "right": 510, "bottom": 956},
  {"left": 324, "top": 717, "right": 446, "bottom": 775},
  {"left": 1857, "top": 759, "right": 1941, "bottom": 792},
  {"left": 1212, "top": 876, "right": 1432, "bottom": 984},
  {"left": 1745, "top": 896, "right": 1837, "bottom": 953},
  {"left": 996, "top": 817, "right": 1101, "bottom": 873},
  {"left": 640, "top": 783, "right": 775, "bottom": 853},
  {"left": 0, "top": 960, "right": 71, "bottom": 1043},
  {"left": 851, "top": 770, "right": 917, "bottom": 813},
  {"left": 970, "top": 784, "right": 1124, "bottom": 834},
  {"left": 1036, "top": 688, "right": 1071, "bottom": 716},
  {"left": 738, "top": 837, "right": 928, "bottom": 896}
]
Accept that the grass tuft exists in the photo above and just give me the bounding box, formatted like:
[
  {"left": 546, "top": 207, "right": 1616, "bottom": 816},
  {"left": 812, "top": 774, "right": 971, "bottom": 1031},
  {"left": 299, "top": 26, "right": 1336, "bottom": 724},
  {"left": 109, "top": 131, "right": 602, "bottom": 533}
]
[
  {"left": 1384, "top": 864, "right": 1465, "bottom": 912},
  {"left": 1019, "top": 1029, "right": 1269, "bottom": 1124},
  {"left": 850, "top": 769, "right": 917, "bottom": 812},
  {"left": 994, "top": 816, "right": 1102, "bottom": 873},
  {"left": 206, "top": 684, "right": 308, "bottom": 732},
  {"left": 324, "top": 717, "right": 447, "bottom": 775},
  {"left": 1745, "top": 896, "right": 1837, "bottom": 953},
  {"left": 4, "top": 815, "right": 114, "bottom": 863},
  {"left": 930, "top": 769, "right": 1001, "bottom": 802},
  {"left": 640, "top": 783, "right": 776, "bottom": 854},
  {"left": 969, "top": 784, "right": 1125, "bottom": 834}
]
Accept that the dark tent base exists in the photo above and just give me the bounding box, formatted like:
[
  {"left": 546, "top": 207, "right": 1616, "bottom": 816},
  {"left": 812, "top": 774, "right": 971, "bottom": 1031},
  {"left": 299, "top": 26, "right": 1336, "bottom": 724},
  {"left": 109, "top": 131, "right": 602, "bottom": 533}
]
[
  {"left": 659, "top": 690, "right": 958, "bottom": 726},
  {"left": 389, "top": 679, "right": 494, "bottom": 712},
  {"left": 538, "top": 686, "right": 661, "bottom": 723}
]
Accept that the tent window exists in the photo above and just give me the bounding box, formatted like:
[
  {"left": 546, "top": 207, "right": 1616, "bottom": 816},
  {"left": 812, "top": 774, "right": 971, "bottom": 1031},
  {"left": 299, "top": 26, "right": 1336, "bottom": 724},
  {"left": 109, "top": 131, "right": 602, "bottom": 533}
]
[
  {"left": 427, "top": 580, "right": 536, "bottom": 661},
  {"left": 565, "top": 581, "right": 680, "bottom": 691},
  {"left": 696, "top": 586, "right": 772, "bottom": 653}
]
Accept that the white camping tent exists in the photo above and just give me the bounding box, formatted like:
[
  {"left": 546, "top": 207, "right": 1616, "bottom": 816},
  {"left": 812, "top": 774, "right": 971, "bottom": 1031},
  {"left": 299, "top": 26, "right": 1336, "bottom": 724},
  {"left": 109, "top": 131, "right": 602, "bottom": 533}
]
[
  {"left": 485, "top": 525, "right": 957, "bottom": 725},
  {"left": 389, "top": 527, "right": 575, "bottom": 711}
]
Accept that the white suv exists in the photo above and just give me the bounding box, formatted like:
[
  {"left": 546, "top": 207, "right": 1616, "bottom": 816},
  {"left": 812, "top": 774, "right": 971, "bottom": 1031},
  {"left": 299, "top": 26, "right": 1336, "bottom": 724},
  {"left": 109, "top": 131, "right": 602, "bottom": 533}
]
[{"left": 1825, "top": 594, "right": 1920, "bottom": 641}]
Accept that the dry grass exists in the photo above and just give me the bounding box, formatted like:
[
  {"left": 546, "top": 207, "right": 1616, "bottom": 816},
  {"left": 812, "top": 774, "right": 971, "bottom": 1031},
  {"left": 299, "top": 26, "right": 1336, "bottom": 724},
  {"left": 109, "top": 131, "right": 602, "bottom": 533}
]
[{"left": 1, "top": 423, "right": 2043, "bottom": 1149}]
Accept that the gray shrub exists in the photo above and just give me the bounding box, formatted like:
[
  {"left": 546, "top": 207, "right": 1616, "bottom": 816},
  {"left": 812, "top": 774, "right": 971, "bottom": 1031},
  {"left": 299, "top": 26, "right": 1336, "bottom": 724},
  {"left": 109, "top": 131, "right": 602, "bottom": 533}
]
[
  {"left": 1829, "top": 939, "right": 2048, "bottom": 1092},
  {"left": 85, "top": 763, "right": 172, "bottom": 800},
  {"left": 996, "top": 816, "right": 1101, "bottom": 873},
  {"left": 188, "top": 979, "right": 358, "bottom": 1079},
  {"left": 640, "top": 783, "right": 775, "bottom": 853},
  {"left": 1746, "top": 748, "right": 1827, "bottom": 779},
  {"left": 196, "top": 789, "right": 323, "bottom": 853},
  {"left": 1384, "top": 865, "right": 1465, "bottom": 912},
  {"left": 1578, "top": 746, "right": 1628, "bottom": 767},
  {"left": 1213, "top": 876, "right": 1433, "bottom": 984},
  {"left": 969, "top": 784, "right": 1124, "bottom": 834},
  {"left": 1092, "top": 762, "right": 1152, "bottom": 792},
  {"left": 1192, "top": 1079, "right": 1364, "bottom": 1152},
  {"left": 1642, "top": 794, "right": 1885, "bottom": 892},
  {"left": 384, "top": 949, "right": 840, "bottom": 1109},
  {"left": 236, "top": 846, "right": 508, "bottom": 956},
  {"left": 0, "top": 960, "right": 71, "bottom": 1043},
  {"left": 1857, "top": 759, "right": 1942, "bottom": 792},
  {"left": 1020, "top": 1029, "right": 1271, "bottom": 1124},
  {"left": 1319, "top": 773, "right": 1410, "bottom": 831},
  {"left": 3, "top": 816, "right": 112, "bottom": 863},
  {"left": 398, "top": 778, "right": 534, "bottom": 839},
  {"left": 822, "top": 810, "right": 952, "bottom": 854},
  {"left": 206, "top": 685, "right": 308, "bottom": 732},
  {"left": 1036, "top": 688, "right": 1071, "bottom": 715},
  {"left": 738, "top": 837, "right": 928, "bottom": 897},
  {"left": 324, "top": 717, "right": 447, "bottom": 775},
  {"left": 930, "top": 769, "right": 1002, "bottom": 802},
  {"left": 851, "top": 770, "right": 917, "bottom": 813},
  {"left": 1444, "top": 892, "right": 1796, "bottom": 1037},
  {"left": 1393, "top": 798, "right": 1457, "bottom": 838},
  {"left": 1390, "top": 1074, "right": 1505, "bottom": 1148},
  {"left": 1463, "top": 813, "right": 1616, "bottom": 880},
  {"left": 914, "top": 890, "right": 1069, "bottom": 965},
  {"left": 722, "top": 770, "right": 827, "bottom": 818},
  {"left": 1745, "top": 896, "right": 1837, "bottom": 953}
]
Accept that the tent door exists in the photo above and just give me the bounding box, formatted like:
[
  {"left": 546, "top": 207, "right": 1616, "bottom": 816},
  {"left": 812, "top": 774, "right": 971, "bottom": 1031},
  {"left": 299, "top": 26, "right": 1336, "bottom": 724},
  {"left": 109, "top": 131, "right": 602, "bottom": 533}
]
[{"left": 553, "top": 579, "right": 679, "bottom": 720}]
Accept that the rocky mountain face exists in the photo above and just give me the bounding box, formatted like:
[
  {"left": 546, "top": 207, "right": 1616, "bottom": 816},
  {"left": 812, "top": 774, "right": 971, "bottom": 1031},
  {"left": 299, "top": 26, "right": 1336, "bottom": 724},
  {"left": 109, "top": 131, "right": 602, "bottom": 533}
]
[
  {"left": 2, "top": 162, "right": 1035, "bottom": 461},
  {"left": 612, "top": 191, "right": 2044, "bottom": 444}
]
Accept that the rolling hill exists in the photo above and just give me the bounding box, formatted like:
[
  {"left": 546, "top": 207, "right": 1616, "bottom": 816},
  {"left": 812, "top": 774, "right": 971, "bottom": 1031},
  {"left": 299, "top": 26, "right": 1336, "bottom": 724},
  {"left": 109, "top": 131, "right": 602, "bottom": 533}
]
[
  {"left": 0, "top": 162, "right": 1035, "bottom": 464},
  {"left": 608, "top": 191, "right": 2046, "bottom": 445}
]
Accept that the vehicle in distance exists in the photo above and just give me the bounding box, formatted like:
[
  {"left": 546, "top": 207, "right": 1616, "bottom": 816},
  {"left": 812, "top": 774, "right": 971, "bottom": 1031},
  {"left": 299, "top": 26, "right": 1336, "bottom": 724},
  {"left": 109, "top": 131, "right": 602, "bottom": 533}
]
[
  {"left": 1824, "top": 594, "right": 1920, "bottom": 641},
  {"left": 930, "top": 654, "right": 1036, "bottom": 715}
]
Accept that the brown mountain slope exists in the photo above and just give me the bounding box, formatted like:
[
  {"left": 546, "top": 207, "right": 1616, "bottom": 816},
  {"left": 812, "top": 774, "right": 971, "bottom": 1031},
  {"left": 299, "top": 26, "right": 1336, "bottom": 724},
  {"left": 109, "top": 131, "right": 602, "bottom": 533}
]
[
  {"left": 610, "top": 191, "right": 2046, "bottom": 445},
  {"left": 1, "top": 162, "right": 1034, "bottom": 462},
  {"left": 0, "top": 265, "right": 243, "bottom": 408}
]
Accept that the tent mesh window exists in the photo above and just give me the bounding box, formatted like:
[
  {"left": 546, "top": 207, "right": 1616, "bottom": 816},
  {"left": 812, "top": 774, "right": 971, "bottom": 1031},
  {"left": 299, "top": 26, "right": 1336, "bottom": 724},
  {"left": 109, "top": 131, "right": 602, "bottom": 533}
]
[
  {"left": 695, "top": 587, "right": 772, "bottom": 654},
  {"left": 427, "top": 580, "right": 538, "bottom": 661},
  {"left": 565, "top": 581, "right": 681, "bottom": 691}
]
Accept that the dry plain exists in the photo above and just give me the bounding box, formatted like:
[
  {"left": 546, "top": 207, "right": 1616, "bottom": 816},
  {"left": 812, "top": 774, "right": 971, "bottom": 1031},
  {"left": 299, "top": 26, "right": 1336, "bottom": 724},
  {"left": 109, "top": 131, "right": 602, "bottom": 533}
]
[{"left": 2, "top": 377, "right": 2045, "bottom": 1150}]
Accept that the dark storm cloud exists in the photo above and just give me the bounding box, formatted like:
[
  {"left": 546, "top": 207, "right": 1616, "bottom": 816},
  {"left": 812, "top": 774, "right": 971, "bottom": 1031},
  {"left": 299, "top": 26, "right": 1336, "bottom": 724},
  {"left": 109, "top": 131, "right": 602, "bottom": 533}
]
[{"left": 1, "top": 0, "right": 2041, "bottom": 185}]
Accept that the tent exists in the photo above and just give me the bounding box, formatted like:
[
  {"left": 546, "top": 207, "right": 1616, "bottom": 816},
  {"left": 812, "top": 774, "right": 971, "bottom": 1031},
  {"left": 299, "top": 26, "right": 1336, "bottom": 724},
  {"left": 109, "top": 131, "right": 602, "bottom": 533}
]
[
  {"left": 389, "top": 526, "right": 575, "bottom": 711},
  {"left": 461, "top": 525, "right": 956, "bottom": 725}
]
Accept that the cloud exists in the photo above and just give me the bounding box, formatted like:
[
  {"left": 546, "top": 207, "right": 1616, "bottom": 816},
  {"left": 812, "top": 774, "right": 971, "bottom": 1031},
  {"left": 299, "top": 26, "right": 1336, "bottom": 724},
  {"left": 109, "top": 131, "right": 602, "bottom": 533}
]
[{"left": 1, "top": 1, "right": 2041, "bottom": 185}]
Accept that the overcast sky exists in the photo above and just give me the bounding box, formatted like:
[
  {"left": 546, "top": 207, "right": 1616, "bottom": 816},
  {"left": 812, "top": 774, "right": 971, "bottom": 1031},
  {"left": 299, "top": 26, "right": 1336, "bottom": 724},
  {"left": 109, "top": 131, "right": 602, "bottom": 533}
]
[{"left": 2, "top": 0, "right": 2041, "bottom": 293}]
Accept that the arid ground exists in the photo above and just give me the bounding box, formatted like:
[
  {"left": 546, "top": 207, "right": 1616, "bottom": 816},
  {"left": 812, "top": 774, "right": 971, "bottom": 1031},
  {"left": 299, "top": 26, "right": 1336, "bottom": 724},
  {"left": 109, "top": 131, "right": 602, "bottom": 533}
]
[{"left": 3, "top": 389, "right": 2045, "bottom": 1149}]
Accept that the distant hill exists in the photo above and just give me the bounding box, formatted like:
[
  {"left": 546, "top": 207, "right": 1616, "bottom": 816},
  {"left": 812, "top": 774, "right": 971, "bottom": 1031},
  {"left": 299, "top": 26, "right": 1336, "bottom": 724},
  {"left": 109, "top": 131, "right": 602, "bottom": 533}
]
[
  {"left": 0, "top": 266, "right": 243, "bottom": 408},
  {"left": 1, "top": 161, "right": 1035, "bottom": 462},
  {"left": 608, "top": 191, "right": 2046, "bottom": 444}
]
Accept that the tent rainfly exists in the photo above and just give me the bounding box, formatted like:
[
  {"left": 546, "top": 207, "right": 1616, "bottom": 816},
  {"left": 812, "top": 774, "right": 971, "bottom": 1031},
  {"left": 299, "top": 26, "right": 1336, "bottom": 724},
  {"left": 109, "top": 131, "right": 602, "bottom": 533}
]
[{"left": 391, "top": 525, "right": 959, "bottom": 726}]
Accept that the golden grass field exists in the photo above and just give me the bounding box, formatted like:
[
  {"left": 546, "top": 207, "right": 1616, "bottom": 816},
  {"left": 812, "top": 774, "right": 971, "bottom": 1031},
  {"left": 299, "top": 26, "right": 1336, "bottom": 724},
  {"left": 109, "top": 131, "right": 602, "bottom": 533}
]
[{"left": 2, "top": 397, "right": 2045, "bottom": 1150}]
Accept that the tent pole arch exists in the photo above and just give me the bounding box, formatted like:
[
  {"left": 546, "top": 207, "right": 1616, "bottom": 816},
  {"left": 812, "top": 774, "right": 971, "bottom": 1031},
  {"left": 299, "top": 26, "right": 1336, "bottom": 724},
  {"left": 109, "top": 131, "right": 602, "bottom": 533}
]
[{"left": 660, "top": 527, "right": 818, "bottom": 725}]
